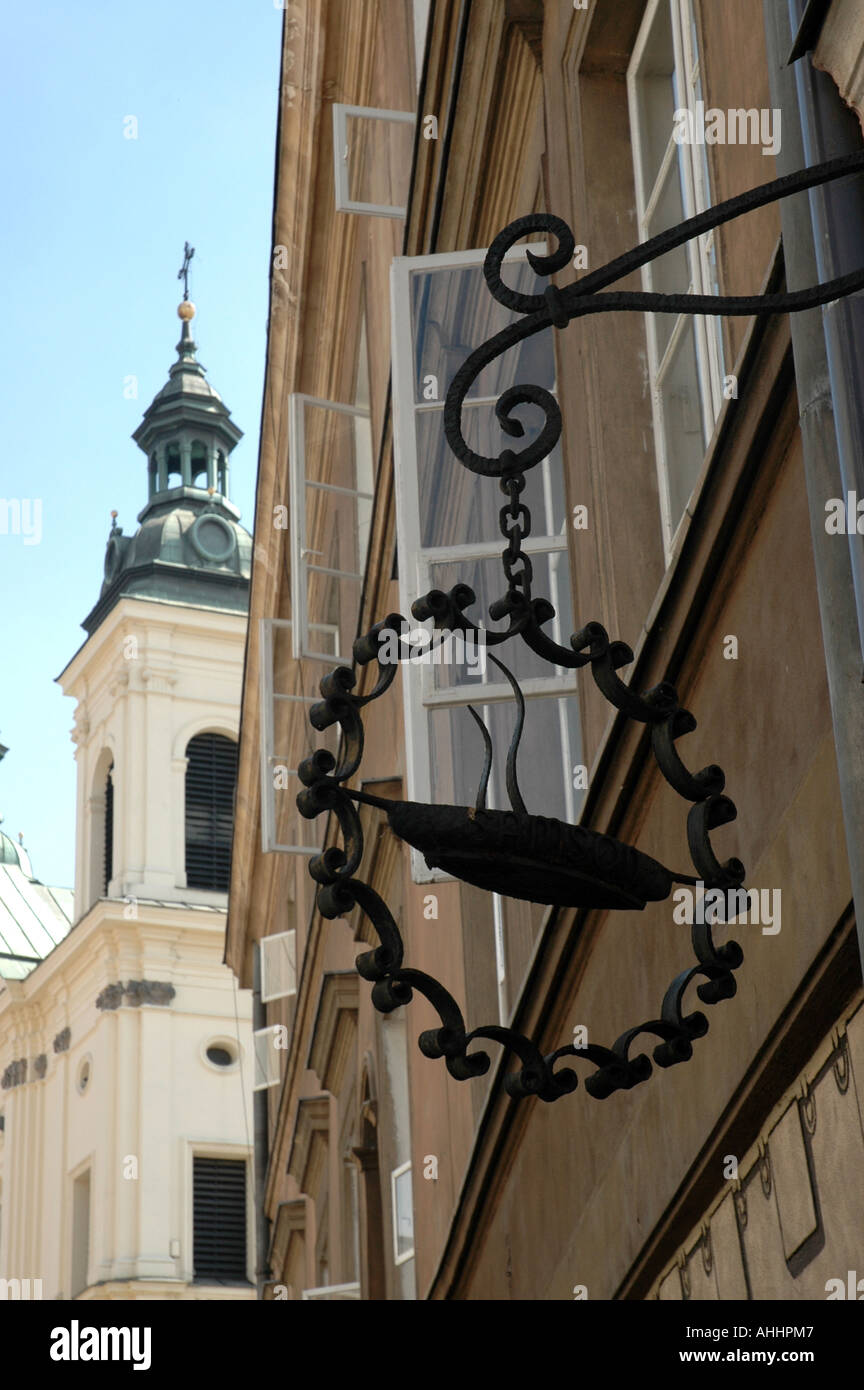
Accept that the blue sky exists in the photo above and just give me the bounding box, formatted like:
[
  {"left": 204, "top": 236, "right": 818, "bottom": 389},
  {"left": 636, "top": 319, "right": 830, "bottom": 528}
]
[{"left": 0, "top": 1, "right": 280, "bottom": 888}]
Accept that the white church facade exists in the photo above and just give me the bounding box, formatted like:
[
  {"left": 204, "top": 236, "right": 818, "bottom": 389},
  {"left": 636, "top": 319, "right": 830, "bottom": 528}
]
[{"left": 0, "top": 297, "right": 256, "bottom": 1301}]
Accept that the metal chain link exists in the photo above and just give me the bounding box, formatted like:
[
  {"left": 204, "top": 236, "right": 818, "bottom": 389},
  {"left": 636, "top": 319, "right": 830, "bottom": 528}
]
[{"left": 499, "top": 473, "right": 533, "bottom": 595}]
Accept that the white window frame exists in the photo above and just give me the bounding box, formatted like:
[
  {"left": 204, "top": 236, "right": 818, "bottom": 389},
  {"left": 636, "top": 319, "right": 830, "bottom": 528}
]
[
  {"left": 332, "top": 103, "right": 416, "bottom": 218},
  {"left": 390, "top": 243, "right": 581, "bottom": 883},
  {"left": 253, "top": 1024, "right": 283, "bottom": 1092},
  {"left": 289, "top": 394, "right": 373, "bottom": 664},
  {"left": 390, "top": 1160, "right": 415, "bottom": 1265},
  {"left": 260, "top": 929, "right": 297, "bottom": 1003},
  {"left": 627, "top": 0, "right": 725, "bottom": 561},
  {"left": 301, "top": 1281, "right": 361, "bottom": 1300},
  {"left": 259, "top": 617, "right": 334, "bottom": 856}
]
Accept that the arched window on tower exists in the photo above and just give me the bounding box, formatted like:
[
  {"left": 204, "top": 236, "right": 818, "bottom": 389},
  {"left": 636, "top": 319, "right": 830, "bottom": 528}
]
[
  {"left": 166, "top": 443, "right": 182, "bottom": 489},
  {"left": 149, "top": 454, "right": 158, "bottom": 499},
  {"left": 217, "top": 451, "right": 227, "bottom": 496},
  {"left": 103, "top": 763, "right": 114, "bottom": 895},
  {"left": 185, "top": 733, "right": 238, "bottom": 891},
  {"left": 191, "top": 441, "right": 208, "bottom": 489}
]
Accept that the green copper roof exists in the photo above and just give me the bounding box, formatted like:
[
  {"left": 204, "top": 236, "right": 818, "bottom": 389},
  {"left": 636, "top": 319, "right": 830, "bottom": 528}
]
[{"left": 83, "top": 301, "right": 251, "bottom": 634}]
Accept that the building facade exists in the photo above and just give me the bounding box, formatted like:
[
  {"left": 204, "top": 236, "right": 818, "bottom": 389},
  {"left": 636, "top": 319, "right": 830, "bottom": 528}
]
[
  {"left": 227, "top": 0, "right": 864, "bottom": 1300},
  {"left": 0, "top": 303, "right": 256, "bottom": 1300}
]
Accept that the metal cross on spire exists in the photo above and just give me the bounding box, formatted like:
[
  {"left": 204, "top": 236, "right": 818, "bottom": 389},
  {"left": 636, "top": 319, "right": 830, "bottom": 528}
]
[{"left": 177, "top": 242, "right": 195, "bottom": 300}]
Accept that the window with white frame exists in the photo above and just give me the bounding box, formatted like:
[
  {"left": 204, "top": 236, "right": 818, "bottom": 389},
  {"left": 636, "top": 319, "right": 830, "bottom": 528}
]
[
  {"left": 390, "top": 1161, "right": 414, "bottom": 1264},
  {"left": 259, "top": 618, "right": 339, "bottom": 855},
  {"left": 260, "top": 930, "right": 297, "bottom": 1003},
  {"left": 253, "top": 1024, "right": 283, "bottom": 1091},
  {"left": 301, "top": 1281, "right": 361, "bottom": 1300},
  {"left": 332, "top": 104, "right": 415, "bottom": 218},
  {"left": 390, "top": 244, "right": 584, "bottom": 886},
  {"left": 628, "top": 0, "right": 725, "bottom": 557},
  {"left": 289, "top": 395, "right": 374, "bottom": 664}
]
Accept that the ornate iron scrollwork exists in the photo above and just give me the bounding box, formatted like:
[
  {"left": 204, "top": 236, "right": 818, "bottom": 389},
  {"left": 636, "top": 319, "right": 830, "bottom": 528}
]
[{"left": 299, "top": 153, "right": 864, "bottom": 1103}]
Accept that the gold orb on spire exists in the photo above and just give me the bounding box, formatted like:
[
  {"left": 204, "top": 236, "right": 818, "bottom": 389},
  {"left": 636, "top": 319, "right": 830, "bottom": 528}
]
[{"left": 178, "top": 300, "right": 196, "bottom": 321}]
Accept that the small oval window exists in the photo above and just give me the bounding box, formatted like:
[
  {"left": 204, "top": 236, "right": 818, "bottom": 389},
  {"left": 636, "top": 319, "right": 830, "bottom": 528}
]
[
  {"left": 77, "top": 1057, "right": 92, "bottom": 1094},
  {"left": 206, "top": 1044, "right": 235, "bottom": 1067}
]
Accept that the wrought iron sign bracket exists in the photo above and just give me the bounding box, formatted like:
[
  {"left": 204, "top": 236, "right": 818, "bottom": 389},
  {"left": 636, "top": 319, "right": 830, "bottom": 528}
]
[{"left": 298, "top": 152, "right": 864, "bottom": 1104}]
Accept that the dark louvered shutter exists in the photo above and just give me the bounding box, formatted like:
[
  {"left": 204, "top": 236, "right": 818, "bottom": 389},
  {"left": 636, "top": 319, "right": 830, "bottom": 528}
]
[
  {"left": 185, "top": 734, "right": 238, "bottom": 891},
  {"left": 193, "top": 1156, "right": 248, "bottom": 1281},
  {"left": 103, "top": 765, "right": 114, "bottom": 895}
]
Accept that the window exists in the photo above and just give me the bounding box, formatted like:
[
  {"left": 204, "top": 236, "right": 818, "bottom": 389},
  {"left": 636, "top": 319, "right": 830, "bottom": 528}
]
[
  {"left": 260, "top": 930, "right": 297, "bottom": 1002},
  {"left": 301, "top": 1282, "right": 361, "bottom": 1300},
  {"left": 289, "top": 395, "right": 374, "bottom": 664},
  {"left": 185, "top": 733, "right": 238, "bottom": 891},
  {"left": 390, "top": 244, "right": 584, "bottom": 884},
  {"left": 253, "top": 1024, "right": 282, "bottom": 1091},
  {"left": 76, "top": 1056, "right": 92, "bottom": 1094},
  {"left": 259, "top": 619, "right": 340, "bottom": 855},
  {"left": 192, "top": 1156, "right": 248, "bottom": 1282},
  {"left": 205, "top": 1041, "right": 238, "bottom": 1068},
  {"left": 390, "top": 1161, "right": 414, "bottom": 1264},
  {"left": 70, "top": 1169, "right": 91, "bottom": 1298},
  {"left": 191, "top": 440, "right": 208, "bottom": 488},
  {"left": 166, "top": 443, "right": 182, "bottom": 489},
  {"left": 103, "top": 764, "right": 113, "bottom": 895},
  {"left": 332, "top": 104, "right": 415, "bottom": 218},
  {"left": 628, "top": 0, "right": 725, "bottom": 556}
]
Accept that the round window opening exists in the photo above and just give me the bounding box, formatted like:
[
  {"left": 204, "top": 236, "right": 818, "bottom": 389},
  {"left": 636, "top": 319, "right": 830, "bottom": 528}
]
[
  {"left": 190, "top": 514, "right": 236, "bottom": 563},
  {"left": 104, "top": 536, "right": 122, "bottom": 581},
  {"left": 77, "top": 1056, "right": 92, "bottom": 1094},
  {"left": 206, "top": 1043, "right": 236, "bottom": 1068}
]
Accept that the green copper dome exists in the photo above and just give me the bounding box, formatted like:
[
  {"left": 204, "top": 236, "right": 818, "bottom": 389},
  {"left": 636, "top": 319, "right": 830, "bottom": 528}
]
[{"left": 83, "top": 300, "right": 251, "bottom": 635}]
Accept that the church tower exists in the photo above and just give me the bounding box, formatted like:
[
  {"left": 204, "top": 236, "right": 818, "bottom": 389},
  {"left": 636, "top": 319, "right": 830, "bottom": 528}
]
[{"left": 0, "top": 279, "right": 255, "bottom": 1301}]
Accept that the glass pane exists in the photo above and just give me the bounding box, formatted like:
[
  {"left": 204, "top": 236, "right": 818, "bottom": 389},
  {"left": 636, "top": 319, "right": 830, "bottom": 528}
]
[
  {"left": 410, "top": 259, "right": 556, "bottom": 403},
  {"left": 415, "top": 407, "right": 565, "bottom": 549},
  {"left": 425, "top": 549, "right": 574, "bottom": 689},
  {"left": 634, "top": 0, "right": 676, "bottom": 195},
  {"left": 659, "top": 318, "right": 705, "bottom": 530},
  {"left": 393, "top": 1169, "right": 414, "bottom": 1259},
  {"left": 269, "top": 628, "right": 339, "bottom": 852},
  {"left": 428, "top": 693, "right": 582, "bottom": 826},
  {"left": 646, "top": 157, "right": 689, "bottom": 358},
  {"left": 301, "top": 402, "right": 373, "bottom": 660},
  {"left": 345, "top": 112, "right": 413, "bottom": 210}
]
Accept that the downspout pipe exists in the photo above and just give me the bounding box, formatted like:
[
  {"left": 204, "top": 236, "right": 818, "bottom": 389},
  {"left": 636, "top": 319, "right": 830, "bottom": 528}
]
[
  {"left": 763, "top": 0, "right": 864, "bottom": 972},
  {"left": 253, "top": 943, "right": 271, "bottom": 1297}
]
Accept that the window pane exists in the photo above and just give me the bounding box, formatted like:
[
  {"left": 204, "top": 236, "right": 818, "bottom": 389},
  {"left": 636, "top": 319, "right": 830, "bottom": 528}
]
[
  {"left": 634, "top": 0, "right": 676, "bottom": 194},
  {"left": 299, "top": 401, "right": 373, "bottom": 661},
  {"left": 416, "top": 407, "right": 565, "bottom": 549},
  {"left": 646, "top": 158, "right": 690, "bottom": 358},
  {"left": 410, "top": 260, "right": 556, "bottom": 403},
  {"left": 659, "top": 317, "right": 704, "bottom": 529},
  {"left": 345, "top": 111, "right": 414, "bottom": 211},
  {"left": 428, "top": 694, "right": 582, "bottom": 825},
  {"left": 426, "top": 549, "right": 574, "bottom": 689},
  {"left": 265, "top": 621, "right": 339, "bottom": 854}
]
